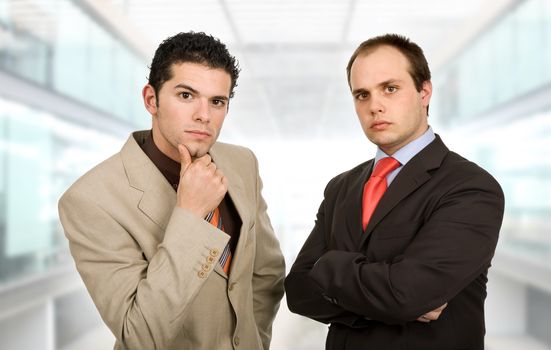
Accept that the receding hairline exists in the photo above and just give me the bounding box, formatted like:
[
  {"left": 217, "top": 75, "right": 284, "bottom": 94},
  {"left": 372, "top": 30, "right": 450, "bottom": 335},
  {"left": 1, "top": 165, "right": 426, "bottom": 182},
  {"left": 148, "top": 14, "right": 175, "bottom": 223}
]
[{"left": 348, "top": 45, "right": 416, "bottom": 84}]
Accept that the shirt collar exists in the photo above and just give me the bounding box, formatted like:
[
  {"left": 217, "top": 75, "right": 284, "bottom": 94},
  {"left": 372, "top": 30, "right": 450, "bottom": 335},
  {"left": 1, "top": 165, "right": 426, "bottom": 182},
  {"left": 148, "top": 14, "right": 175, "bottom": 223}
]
[
  {"left": 138, "top": 130, "right": 181, "bottom": 190},
  {"left": 374, "top": 126, "right": 436, "bottom": 167}
]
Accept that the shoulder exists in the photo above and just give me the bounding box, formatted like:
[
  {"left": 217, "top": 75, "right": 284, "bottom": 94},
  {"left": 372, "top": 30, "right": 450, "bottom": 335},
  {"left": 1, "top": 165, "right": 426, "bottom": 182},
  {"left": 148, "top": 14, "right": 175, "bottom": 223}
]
[
  {"left": 324, "top": 160, "right": 372, "bottom": 195},
  {"left": 438, "top": 151, "right": 504, "bottom": 199},
  {"left": 419, "top": 135, "right": 503, "bottom": 198},
  {"left": 60, "top": 151, "right": 127, "bottom": 205},
  {"left": 443, "top": 151, "right": 498, "bottom": 181}
]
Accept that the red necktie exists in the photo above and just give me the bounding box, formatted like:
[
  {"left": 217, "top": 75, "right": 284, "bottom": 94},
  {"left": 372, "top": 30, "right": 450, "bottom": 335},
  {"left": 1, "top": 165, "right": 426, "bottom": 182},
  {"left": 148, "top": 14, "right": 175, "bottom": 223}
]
[
  {"left": 206, "top": 207, "right": 232, "bottom": 274},
  {"left": 362, "top": 157, "right": 400, "bottom": 230}
]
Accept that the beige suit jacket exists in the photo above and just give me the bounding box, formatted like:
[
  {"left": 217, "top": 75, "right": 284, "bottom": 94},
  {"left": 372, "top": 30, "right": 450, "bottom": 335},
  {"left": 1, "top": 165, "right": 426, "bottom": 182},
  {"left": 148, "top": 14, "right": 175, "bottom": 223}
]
[{"left": 58, "top": 131, "right": 285, "bottom": 350}]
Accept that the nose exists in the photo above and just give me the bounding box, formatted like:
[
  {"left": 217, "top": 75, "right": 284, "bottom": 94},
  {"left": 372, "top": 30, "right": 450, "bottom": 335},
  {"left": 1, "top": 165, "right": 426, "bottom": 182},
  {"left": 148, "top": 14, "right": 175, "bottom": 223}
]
[
  {"left": 368, "top": 94, "right": 385, "bottom": 115},
  {"left": 193, "top": 98, "right": 211, "bottom": 123}
]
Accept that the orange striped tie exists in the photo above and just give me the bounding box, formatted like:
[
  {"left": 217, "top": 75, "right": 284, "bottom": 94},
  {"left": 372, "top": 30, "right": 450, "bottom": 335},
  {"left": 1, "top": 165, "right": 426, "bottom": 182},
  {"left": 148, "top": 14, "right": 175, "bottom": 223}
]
[{"left": 206, "top": 207, "right": 232, "bottom": 274}]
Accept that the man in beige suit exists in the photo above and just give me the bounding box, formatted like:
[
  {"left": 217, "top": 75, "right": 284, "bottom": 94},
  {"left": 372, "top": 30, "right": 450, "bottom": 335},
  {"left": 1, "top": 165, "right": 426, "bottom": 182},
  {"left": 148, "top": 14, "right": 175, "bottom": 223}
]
[{"left": 58, "top": 32, "right": 285, "bottom": 350}]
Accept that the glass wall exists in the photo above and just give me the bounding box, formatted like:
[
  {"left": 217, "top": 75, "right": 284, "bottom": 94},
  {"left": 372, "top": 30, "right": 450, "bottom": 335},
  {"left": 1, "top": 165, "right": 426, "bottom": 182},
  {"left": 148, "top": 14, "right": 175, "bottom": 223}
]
[
  {"left": 0, "top": 0, "right": 146, "bottom": 285},
  {"left": 0, "top": 0, "right": 147, "bottom": 127},
  {"left": 0, "top": 97, "right": 123, "bottom": 285},
  {"left": 432, "top": 0, "right": 551, "bottom": 260},
  {"left": 435, "top": 0, "right": 551, "bottom": 123}
]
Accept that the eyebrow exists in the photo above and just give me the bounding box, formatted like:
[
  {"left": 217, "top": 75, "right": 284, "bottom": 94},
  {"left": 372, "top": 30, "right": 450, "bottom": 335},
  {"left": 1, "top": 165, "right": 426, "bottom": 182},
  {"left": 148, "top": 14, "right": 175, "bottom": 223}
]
[
  {"left": 351, "top": 79, "right": 404, "bottom": 95},
  {"left": 174, "top": 83, "right": 198, "bottom": 94},
  {"left": 174, "top": 83, "right": 229, "bottom": 101},
  {"left": 379, "top": 79, "right": 403, "bottom": 86}
]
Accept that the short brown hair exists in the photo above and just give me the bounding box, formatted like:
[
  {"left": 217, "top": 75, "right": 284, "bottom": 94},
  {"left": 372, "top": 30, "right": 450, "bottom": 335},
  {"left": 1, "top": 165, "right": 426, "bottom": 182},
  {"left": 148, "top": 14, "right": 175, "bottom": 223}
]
[{"left": 346, "top": 34, "right": 431, "bottom": 92}]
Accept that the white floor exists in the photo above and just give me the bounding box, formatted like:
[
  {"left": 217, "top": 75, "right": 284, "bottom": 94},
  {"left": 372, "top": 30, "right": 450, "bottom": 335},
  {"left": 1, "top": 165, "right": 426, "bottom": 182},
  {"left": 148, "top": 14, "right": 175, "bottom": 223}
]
[
  {"left": 486, "top": 335, "right": 551, "bottom": 350},
  {"left": 60, "top": 301, "right": 551, "bottom": 350},
  {"left": 59, "top": 325, "right": 114, "bottom": 350}
]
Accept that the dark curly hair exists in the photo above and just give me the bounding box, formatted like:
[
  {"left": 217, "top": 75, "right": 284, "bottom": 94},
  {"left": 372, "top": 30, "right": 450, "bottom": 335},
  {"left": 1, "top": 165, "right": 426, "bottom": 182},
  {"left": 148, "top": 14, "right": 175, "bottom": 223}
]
[{"left": 148, "top": 32, "right": 240, "bottom": 102}]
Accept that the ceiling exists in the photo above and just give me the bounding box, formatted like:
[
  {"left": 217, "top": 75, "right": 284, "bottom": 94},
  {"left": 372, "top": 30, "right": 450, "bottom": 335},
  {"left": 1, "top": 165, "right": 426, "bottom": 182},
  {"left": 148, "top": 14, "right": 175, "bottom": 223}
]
[{"left": 9, "top": 0, "right": 499, "bottom": 140}]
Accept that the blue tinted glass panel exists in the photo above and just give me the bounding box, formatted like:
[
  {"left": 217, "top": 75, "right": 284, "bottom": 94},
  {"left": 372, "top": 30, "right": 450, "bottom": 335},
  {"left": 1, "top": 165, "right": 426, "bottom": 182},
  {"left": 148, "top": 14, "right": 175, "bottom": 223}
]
[
  {"left": 544, "top": 0, "right": 551, "bottom": 82},
  {"left": 514, "top": 0, "right": 545, "bottom": 94},
  {"left": 5, "top": 112, "right": 52, "bottom": 257},
  {"left": 493, "top": 13, "right": 516, "bottom": 105},
  {"left": 52, "top": 2, "right": 89, "bottom": 103}
]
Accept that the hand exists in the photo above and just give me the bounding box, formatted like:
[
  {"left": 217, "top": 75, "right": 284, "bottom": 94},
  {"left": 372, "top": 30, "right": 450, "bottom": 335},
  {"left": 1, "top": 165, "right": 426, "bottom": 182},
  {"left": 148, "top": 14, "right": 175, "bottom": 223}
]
[
  {"left": 416, "top": 302, "right": 448, "bottom": 323},
  {"left": 176, "top": 144, "right": 228, "bottom": 218}
]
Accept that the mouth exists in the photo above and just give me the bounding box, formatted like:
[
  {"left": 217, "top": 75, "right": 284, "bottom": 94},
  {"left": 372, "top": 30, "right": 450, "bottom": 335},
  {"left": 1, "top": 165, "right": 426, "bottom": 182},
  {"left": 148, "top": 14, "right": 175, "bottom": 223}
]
[
  {"left": 185, "top": 130, "right": 212, "bottom": 138},
  {"left": 370, "top": 121, "right": 391, "bottom": 130}
]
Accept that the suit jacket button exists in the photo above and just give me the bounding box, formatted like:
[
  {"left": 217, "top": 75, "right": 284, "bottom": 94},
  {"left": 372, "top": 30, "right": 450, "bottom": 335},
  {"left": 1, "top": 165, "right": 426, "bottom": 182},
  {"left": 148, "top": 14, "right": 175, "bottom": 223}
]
[
  {"left": 210, "top": 248, "right": 220, "bottom": 257},
  {"left": 198, "top": 270, "right": 207, "bottom": 279},
  {"left": 201, "top": 263, "right": 210, "bottom": 271},
  {"left": 229, "top": 282, "right": 236, "bottom": 291},
  {"left": 234, "top": 336, "right": 240, "bottom": 346},
  {"left": 207, "top": 255, "right": 216, "bottom": 263}
]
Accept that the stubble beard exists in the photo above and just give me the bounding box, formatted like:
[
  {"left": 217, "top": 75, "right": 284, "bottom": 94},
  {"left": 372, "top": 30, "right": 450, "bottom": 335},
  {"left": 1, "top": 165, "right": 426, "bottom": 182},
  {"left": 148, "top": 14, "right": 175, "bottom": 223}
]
[{"left": 179, "top": 133, "right": 217, "bottom": 160}]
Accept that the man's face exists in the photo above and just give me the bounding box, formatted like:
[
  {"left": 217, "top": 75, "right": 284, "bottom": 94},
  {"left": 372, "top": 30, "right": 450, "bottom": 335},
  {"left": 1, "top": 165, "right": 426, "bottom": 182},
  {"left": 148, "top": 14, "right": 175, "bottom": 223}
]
[
  {"left": 143, "top": 62, "right": 231, "bottom": 161},
  {"left": 349, "top": 45, "right": 432, "bottom": 155}
]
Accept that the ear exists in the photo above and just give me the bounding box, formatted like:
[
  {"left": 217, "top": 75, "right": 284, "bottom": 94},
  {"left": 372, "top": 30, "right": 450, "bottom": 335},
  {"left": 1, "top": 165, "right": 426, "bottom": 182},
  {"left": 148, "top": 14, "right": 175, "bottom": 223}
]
[
  {"left": 420, "top": 80, "right": 432, "bottom": 107},
  {"left": 142, "top": 84, "right": 158, "bottom": 116}
]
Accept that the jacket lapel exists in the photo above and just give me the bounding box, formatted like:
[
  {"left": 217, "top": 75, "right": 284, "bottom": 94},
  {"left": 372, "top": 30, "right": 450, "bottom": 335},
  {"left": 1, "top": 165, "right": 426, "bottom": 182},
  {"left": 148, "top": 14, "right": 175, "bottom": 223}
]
[
  {"left": 343, "top": 160, "right": 374, "bottom": 249},
  {"left": 360, "top": 135, "right": 449, "bottom": 247},
  {"left": 121, "top": 135, "right": 250, "bottom": 280},
  {"left": 209, "top": 144, "right": 249, "bottom": 280},
  {"left": 121, "top": 132, "right": 176, "bottom": 231}
]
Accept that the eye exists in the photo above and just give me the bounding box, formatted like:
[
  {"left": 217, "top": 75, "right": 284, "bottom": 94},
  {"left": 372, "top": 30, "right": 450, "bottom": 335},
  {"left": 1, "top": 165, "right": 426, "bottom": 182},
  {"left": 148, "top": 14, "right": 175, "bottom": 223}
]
[
  {"left": 385, "top": 86, "right": 397, "bottom": 93},
  {"left": 212, "top": 99, "right": 226, "bottom": 107},
  {"left": 355, "top": 92, "right": 369, "bottom": 101},
  {"left": 180, "top": 92, "right": 192, "bottom": 99}
]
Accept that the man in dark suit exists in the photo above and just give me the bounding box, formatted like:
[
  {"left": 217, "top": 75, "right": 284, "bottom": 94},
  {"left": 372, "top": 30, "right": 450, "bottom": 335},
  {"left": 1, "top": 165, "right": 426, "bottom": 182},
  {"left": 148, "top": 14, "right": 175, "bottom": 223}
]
[{"left": 285, "top": 34, "right": 504, "bottom": 350}]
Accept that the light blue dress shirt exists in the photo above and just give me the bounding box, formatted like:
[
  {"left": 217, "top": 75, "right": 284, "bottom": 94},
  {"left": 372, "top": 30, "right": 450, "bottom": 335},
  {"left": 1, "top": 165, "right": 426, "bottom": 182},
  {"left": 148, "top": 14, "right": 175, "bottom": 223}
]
[{"left": 373, "top": 126, "right": 436, "bottom": 186}]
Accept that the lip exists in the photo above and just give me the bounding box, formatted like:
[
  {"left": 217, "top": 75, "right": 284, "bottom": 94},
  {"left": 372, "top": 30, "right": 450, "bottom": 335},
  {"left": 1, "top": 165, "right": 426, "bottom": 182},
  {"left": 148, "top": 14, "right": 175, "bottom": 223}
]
[
  {"left": 370, "top": 121, "right": 391, "bottom": 130},
  {"left": 185, "top": 130, "right": 212, "bottom": 138}
]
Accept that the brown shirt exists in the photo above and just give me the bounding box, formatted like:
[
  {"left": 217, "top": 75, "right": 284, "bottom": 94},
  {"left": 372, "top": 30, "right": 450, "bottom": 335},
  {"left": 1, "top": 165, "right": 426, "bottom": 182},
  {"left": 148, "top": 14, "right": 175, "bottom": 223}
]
[{"left": 138, "top": 131, "right": 241, "bottom": 255}]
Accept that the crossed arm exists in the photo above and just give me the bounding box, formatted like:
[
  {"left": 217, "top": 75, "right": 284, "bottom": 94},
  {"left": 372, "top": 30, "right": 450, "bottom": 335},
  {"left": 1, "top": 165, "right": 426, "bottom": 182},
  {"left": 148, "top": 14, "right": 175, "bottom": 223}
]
[{"left": 285, "top": 172, "right": 504, "bottom": 326}]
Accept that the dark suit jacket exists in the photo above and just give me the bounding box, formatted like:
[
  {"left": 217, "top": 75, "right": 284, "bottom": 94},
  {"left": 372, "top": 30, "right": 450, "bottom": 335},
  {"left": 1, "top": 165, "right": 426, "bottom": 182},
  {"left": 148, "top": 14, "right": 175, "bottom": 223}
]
[{"left": 285, "top": 135, "right": 505, "bottom": 350}]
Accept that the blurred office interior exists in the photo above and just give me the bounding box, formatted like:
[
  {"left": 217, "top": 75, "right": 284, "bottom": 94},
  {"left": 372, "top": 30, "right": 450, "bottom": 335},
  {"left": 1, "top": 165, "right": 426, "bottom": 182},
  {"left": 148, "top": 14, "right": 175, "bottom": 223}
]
[{"left": 0, "top": 0, "right": 550, "bottom": 349}]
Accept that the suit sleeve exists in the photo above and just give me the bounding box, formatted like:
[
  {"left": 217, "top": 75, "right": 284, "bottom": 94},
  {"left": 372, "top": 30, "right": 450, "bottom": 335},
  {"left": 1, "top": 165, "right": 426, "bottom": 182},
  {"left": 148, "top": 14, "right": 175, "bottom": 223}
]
[
  {"left": 309, "top": 172, "right": 505, "bottom": 324},
  {"left": 285, "top": 179, "right": 367, "bottom": 327},
  {"left": 59, "top": 192, "right": 229, "bottom": 350},
  {"left": 249, "top": 151, "right": 286, "bottom": 349}
]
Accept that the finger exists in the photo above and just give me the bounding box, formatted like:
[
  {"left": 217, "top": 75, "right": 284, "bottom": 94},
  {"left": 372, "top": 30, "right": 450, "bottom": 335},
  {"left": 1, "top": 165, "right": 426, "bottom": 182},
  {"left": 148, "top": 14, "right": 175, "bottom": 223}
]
[
  {"left": 207, "top": 162, "right": 217, "bottom": 172},
  {"left": 424, "top": 312, "right": 438, "bottom": 320},
  {"left": 216, "top": 173, "right": 228, "bottom": 190},
  {"left": 195, "top": 154, "right": 212, "bottom": 166},
  {"left": 426, "top": 307, "right": 446, "bottom": 320},
  {"left": 426, "top": 303, "right": 447, "bottom": 316},
  {"left": 416, "top": 316, "right": 430, "bottom": 323},
  {"left": 178, "top": 144, "right": 192, "bottom": 173}
]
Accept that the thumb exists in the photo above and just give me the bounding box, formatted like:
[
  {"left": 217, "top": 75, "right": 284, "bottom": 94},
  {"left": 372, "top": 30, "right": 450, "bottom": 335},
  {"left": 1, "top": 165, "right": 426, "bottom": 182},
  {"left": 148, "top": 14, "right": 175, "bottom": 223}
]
[{"left": 178, "top": 144, "right": 192, "bottom": 174}]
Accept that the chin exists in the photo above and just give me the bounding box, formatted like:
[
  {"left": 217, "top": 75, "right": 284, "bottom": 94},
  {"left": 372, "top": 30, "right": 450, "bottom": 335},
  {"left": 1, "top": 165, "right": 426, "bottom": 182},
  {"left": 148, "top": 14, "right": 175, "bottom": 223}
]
[
  {"left": 182, "top": 136, "right": 217, "bottom": 157},
  {"left": 189, "top": 145, "right": 212, "bottom": 158},
  {"left": 366, "top": 134, "right": 386, "bottom": 145},
  {"left": 189, "top": 149, "right": 205, "bottom": 158}
]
